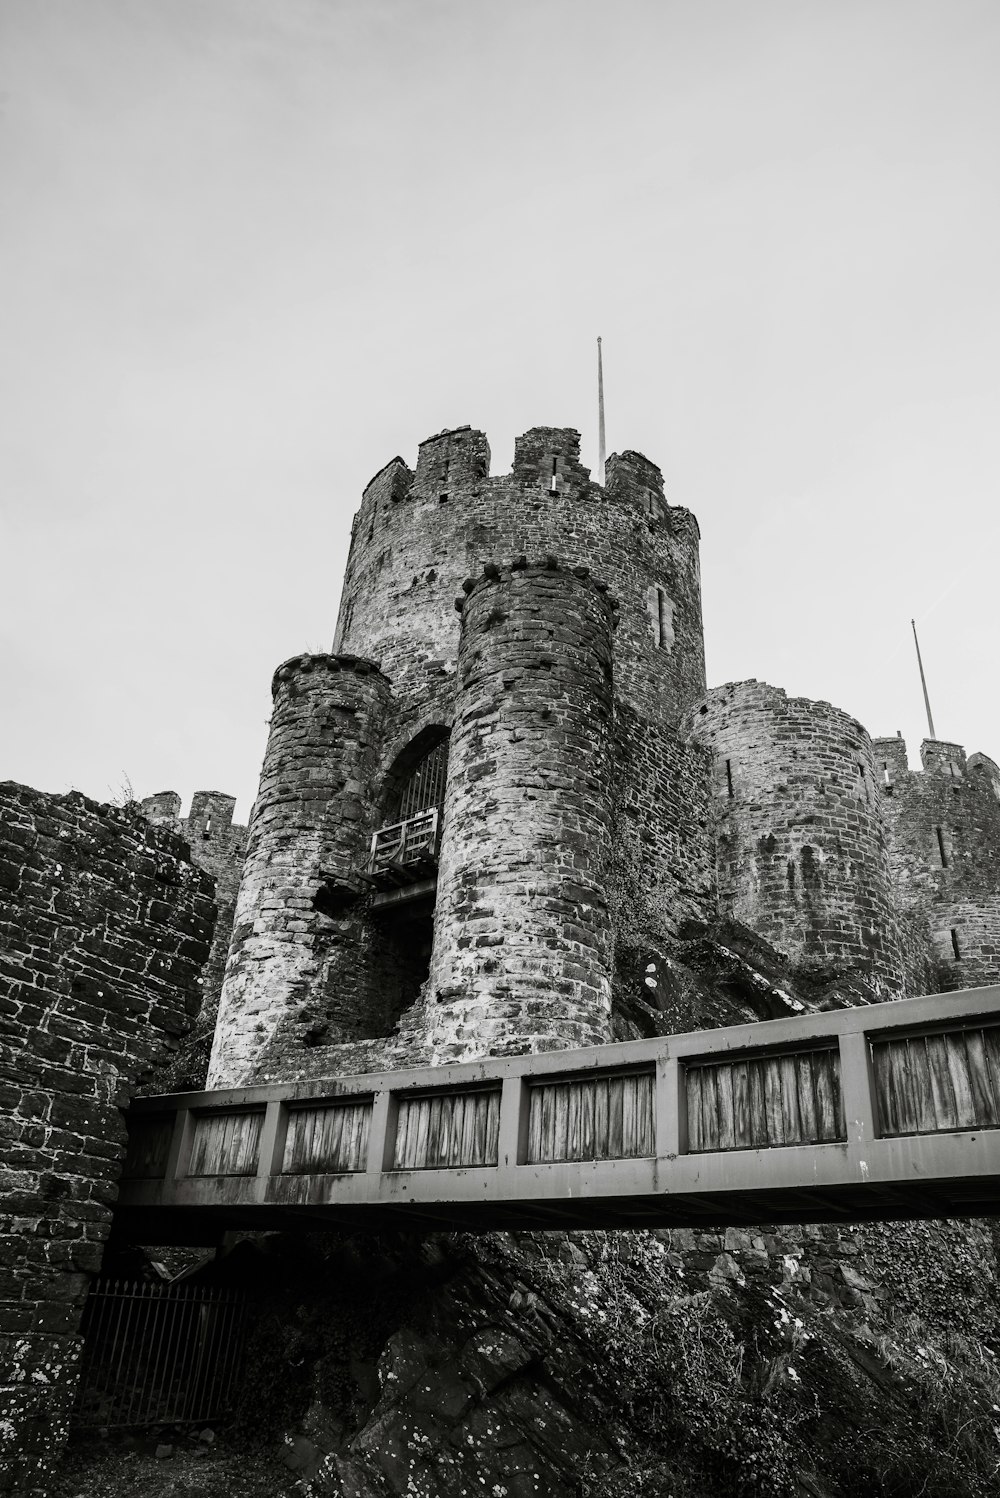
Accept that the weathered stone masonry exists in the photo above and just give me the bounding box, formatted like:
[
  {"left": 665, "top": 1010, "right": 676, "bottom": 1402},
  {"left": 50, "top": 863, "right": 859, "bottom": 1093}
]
[
  {"left": 208, "top": 655, "right": 392, "bottom": 1088},
  {"left": 333, "top": 427, "right": 705, "bottom": 745},
  {"left": 213, "top": 419, "right": 1000, "bottom": 1091},
  {"left": 685, "top": 681, "right": 905, "bottom": 1003},
  {"left": 0, "top": 783, "right": 214, "bottom": 1495},
  {"left": 140, "top": 790, "right": 247, "bottom": 1018},
  {"left": 426, "top": 560, "right": 618, "bottom": 1061},
  {"left": 873, "top": 736, "right": 1000, "bottom": 991},
  {"left": 212, "top": 426, "right": 714, "bottom": 1086},
  {"left": 138, "top": 790, "right": 247, "bottom": 1090}
]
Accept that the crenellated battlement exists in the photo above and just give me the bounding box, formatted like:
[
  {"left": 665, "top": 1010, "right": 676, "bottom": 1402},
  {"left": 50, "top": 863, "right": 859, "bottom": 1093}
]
[
  {"left": 349, "top": 427, "right": 695, "bottom": 558},
  {"left": 605, "top": 449, "right": 664, "bottom": 516},
  {"left": 866, "top": 734, "right": 1000, "bottom": 991},
  {"left": 271, "top": 651, "right": 385, "bottom": 697},
  {"left": 510, "top": 426, "right": 592, "bottom": 494},
  {"left": 872, "top": 735, "right": 989, "bottom": 783},
  {"left": 333, "top": 421, "right": 708, "bottom": 729},
  {"left": 413, "top": 425, "right": 490, "bottom": 499}
]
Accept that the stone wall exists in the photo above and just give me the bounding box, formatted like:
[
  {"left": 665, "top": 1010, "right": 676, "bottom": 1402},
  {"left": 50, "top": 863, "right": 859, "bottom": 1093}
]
[
  {"left": 426, "top": 560, "right": 618, "bottom": 1061},
  {"left": 138, "top": 789, "right": 247, "bottom": 1090},
  {"left": 873, "top": 736, "right": 1000, "bottom": 990},
  {"left": 685, "top": 682, "right": 905, "bottom": 1003},
  {"left": 612, "top": 703, "right": 716, "bottom": 942},
  {"left": 0, "top": 783, "right": 214, "bottom": 1495}
]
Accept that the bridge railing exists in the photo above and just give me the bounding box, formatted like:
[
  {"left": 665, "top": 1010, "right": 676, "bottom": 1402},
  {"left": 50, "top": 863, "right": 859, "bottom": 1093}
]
[{"left": 120, "top": 987, "right": 1000, "bottom": 1227}]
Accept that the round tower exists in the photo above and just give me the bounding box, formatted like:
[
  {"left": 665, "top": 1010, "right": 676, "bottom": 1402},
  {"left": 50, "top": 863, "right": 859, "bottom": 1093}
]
[
  {"left": 685, "top": 681, "right": 905, "bottom": 1003},
  {"left": 426, "top": 559, "right": 618, "bottom": 1061},
  {"left": 333, "top": 426, "right": 704, "bottom": 733},
  {"left": 208, "top": 653, "right": 391, "bottom": 1087},
  {"left": 872, "top": 738, "right": 1000, "bottom": 992}
]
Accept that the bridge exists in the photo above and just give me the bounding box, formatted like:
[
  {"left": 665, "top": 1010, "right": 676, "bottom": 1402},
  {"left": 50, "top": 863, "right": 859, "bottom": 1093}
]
[{"left": 114, "top": 987, "right": 1000, "bottom": 1243}]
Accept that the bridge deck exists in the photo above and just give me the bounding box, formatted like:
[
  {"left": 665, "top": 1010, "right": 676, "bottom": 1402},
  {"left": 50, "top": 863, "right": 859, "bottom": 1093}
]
[{"left": 115, "top": 988, "right": 1000, "bottom": 1242}]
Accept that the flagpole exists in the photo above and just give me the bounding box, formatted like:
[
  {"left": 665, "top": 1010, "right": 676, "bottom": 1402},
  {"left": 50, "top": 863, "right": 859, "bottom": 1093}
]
[
  {"left": 911, "top": 619, "right": 937, "bottom": 740},
  {"left": 597, "top": 336, "right": 606, "bottom": 486}
]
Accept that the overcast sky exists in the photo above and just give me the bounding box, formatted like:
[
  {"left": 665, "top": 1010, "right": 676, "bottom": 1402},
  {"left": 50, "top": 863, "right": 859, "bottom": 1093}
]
[{"left": 2, "top": 0, "right": 998, "bottom": 824}]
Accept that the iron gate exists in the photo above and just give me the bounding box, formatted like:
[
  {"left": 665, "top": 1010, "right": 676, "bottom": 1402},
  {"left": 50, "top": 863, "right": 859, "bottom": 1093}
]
[{"left": 74, "top": 1278, "right": 249, "bottom": 1429}]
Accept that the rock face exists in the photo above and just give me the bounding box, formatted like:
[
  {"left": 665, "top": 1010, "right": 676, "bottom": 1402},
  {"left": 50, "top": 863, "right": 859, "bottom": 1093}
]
[
  {"left": 0, "top": 783, "right": 215, "bottom": 1496},
  {"left": 231, "top": 1215, "right": 1000, "bottom": 1498}
]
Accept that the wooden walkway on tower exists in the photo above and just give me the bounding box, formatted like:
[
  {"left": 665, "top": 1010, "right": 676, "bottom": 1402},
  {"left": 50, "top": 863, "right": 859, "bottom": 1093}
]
[{"left": 114, "top": 987, "right": 1000, "bottom": 1243}]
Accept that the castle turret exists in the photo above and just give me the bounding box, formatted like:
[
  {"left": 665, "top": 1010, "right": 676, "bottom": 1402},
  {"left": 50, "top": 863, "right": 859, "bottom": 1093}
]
[
  {"left": 686, "top": 682, "right": 905, "bottom": 1003},
  {"left": 208, "top": 654, "right": 391, "bottom": 1087},
  {"left": 426, "top": 560, "right": 618, "bottom": 1061},
  {"left": 872, "top": 734, "right": 1000, "bottom": 990},
  {"left": 333, "top": 425, "right": 705, "bottom": 740},
  {"left": 210, "top": 423, "right": 715, "bottom": 1083}
]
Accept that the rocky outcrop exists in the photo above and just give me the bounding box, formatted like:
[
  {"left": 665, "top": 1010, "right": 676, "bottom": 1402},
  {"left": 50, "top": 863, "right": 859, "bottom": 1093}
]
[{"left": 223, "top": 1214, "right": 1000, "bottom": 1498}]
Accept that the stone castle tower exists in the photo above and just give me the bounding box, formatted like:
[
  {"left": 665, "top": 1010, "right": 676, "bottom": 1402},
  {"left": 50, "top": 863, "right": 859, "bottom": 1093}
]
[{"left": 206, "top": 423, "right": 1000, "bottom": 1090}]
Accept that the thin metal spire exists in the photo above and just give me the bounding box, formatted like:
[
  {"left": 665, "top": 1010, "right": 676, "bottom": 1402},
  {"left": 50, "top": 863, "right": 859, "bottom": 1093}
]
[
  {"left": 911, "top": 618, "right": 937, "bottom": 740},
  {"left": 597, "top": 336, "right": 606, "bottom": 486}
]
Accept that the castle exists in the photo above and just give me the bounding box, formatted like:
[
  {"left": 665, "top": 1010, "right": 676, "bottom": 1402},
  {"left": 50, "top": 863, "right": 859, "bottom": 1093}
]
[
  {"left": 6, "top": 421, "right": 1000, "bottom": 1495},
  {"left": 176, "top": 422, "right": 1000, "bottom": 1092}
]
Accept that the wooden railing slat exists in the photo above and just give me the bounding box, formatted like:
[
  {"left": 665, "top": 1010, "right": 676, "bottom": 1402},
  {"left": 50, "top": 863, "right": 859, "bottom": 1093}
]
[
  {"left": 967, "top": 1030, "right": 1000, "bottom": 1126},
  {"left": 945, "top": 1032, "right": 978, "bottom": 1130},
  {"left": 924, "top": 1034, "right": 958, "bottom": 1130}
]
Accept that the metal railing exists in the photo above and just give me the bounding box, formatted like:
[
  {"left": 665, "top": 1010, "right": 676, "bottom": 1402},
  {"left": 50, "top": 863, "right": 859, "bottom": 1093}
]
[
  {"left": 74, "top": 1278, "right": 249, "bottom": 1430},
  {"left": 369, "top": 807, "right": 440, "bottom": 873}
]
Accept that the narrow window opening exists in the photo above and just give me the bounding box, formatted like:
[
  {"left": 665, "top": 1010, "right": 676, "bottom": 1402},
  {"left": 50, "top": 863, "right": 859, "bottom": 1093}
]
[
  {"left": 726, "top": 759, "right": 734, "bottom": 798},
  {"left": 935, "top": 826, "right": 948, "bottom": 867},
  {"left": 202, "top": 815, "right": 212, "bottom": 840},
  {"left": 441, "top": 457, "right": 449, "bottom": 484},
  {"left": 882, "top": 762, "right": 891, "bottom": 785},
  {"left": 654, "top": 587, "right": 667, "bottom": 648},
  {"left": 549, "top": 456, "right": 559, "bottom": 493},
  {"left": 647, "top": 491, "right": 656, "bottom": 516},
  {"left": 950, "top": 928, "right": 961, "bottom": 960}
]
